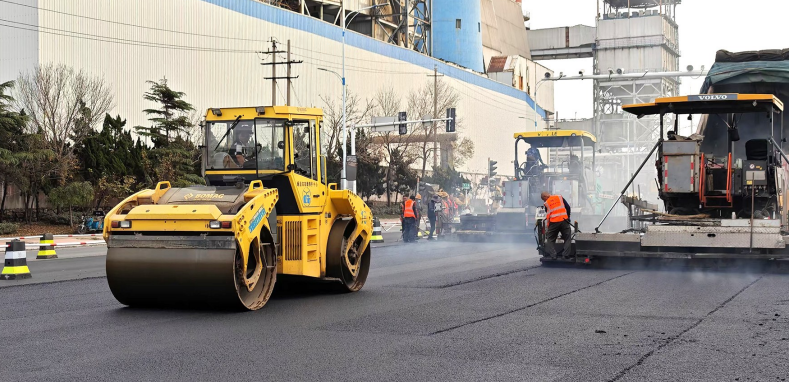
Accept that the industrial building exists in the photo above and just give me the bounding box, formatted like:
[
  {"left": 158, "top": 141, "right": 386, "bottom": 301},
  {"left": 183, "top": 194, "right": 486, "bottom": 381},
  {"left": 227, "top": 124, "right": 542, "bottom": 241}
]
[
  {"left": 530, "top": 0, "right": 684, "bottom": 198},
  {"left": 0, "top": 0, "right": 553, "bottom": 179}
]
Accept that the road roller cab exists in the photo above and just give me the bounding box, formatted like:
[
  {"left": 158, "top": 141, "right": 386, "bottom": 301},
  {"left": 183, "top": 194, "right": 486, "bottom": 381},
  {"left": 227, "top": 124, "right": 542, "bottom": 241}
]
[{"left": 103, "top": 106, "right": 373, "bottom": 310}]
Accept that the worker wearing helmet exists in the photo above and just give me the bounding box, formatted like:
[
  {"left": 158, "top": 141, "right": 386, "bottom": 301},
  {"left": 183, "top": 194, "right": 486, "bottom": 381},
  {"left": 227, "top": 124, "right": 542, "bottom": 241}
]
[
  {"left": 541, "top": 191, "right": 573, "bottom": 259},
  {"left": 230, "top": 124, "right": 254, "bottom": 167}
]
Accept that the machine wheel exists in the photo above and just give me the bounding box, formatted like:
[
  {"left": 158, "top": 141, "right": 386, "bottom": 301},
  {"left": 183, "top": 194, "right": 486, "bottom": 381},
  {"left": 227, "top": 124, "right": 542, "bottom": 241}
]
[
  {"left": 76, "top": 224, "right": 87, "bottom": 234},
  {"left": 234, "top": 232, "right": 277, "bottom": 310},
  {"left": 327, "top": 219, "right": 371, "bottom": 292}
]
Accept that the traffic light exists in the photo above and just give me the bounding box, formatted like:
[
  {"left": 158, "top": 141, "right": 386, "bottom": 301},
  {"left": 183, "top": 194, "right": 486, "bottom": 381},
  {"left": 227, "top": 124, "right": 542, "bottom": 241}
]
[
  {"left": 488, "top": 159, "right": 498, "bottom": 177},
  {"left": 446, "top": 108, "right": 456, "bottom": 132},
  {"left": 398, "top": 111, "right": 407, "bottom": 135}
]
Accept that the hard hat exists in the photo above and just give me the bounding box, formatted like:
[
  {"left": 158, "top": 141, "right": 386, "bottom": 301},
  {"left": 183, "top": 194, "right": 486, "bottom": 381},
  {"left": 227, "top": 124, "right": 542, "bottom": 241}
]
[{"left": 416, "top": 193, "right": 422, "bottom": 200}]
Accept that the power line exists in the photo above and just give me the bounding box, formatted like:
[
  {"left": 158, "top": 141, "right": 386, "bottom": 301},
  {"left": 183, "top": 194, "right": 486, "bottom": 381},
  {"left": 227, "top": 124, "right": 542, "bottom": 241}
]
[
  {"left": 0, "top": 2, "right": 532, "bottom": 116},
  {"left": 0, "top": 0, "right": 269, "bottom": 43},
  {"left": 293, "top": 51, "right": 426, "bottom": 75},
  {"left": 0, "top": 0, "right": 431, "bottom": 66},
  {"left": 0, "top": 22, "right": 257, "bottom": 53}
]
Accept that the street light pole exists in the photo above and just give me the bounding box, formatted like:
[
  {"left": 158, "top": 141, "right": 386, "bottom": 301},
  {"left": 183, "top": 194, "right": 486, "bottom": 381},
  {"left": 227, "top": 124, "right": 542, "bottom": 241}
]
[
  {"left": 533, "top": 74, "right": 560, "bottom": 131},
  {"left": 341, "top": 6, "right": 347, "bottom": 191},
  {"left": 338, "top": 4, "right": 383, "bottom": 191}
]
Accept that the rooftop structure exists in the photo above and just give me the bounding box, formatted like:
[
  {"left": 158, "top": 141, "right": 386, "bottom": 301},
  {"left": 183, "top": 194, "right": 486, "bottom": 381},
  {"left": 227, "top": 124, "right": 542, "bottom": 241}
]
[{"left": 594, "top": 0, "right": 681, "bottom": 193}]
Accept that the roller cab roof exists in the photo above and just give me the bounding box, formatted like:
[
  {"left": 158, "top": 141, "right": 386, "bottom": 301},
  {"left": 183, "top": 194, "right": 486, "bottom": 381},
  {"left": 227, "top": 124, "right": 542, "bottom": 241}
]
[
  {"left": 623, "top": 94, "right": 783, "bottom": 117},
  {"left": 205, "top": 106, "right": 323, "bottom": 121},
  {"left": 513, "top": 130, "right": 597, "bottom": 147}
]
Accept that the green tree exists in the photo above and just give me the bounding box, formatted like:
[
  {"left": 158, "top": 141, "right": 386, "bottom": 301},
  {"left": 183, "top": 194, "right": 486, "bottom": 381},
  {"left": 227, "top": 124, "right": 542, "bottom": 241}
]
[
  {"left": 0, "top": 80, "right": 26, "bottom": 221},
  {"left": 0, "top": 81, "right": 54, "bottom": 222},
  {"left": 135, "top": 78, "right": 195, "bottom": 147},
  {"left": 134, "top": 79, "right": 203, "bottom": 187},
  {"left": 354, "top": 129, "right": 386, "bottom": 201},
  {"left": 388, "top": 148, "right": 418, "bottom": 201},
  {"left": 75, "top": 114, "right": 147, "bottom": 207},
  {"left": 49, "top": 181, "right": 94, "bottom": 226},
  {"left": 424, "top": 166, "right": 469, "bottom": 195}
]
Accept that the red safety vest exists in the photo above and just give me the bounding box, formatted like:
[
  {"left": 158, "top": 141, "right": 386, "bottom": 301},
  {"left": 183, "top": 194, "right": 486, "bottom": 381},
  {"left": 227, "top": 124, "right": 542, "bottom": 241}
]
[
  {"left": 403, "top": 199, "right": 416, "bottom": 218},
  {"left": 544, "top": 195, "right": 568, "bottom": 225}
]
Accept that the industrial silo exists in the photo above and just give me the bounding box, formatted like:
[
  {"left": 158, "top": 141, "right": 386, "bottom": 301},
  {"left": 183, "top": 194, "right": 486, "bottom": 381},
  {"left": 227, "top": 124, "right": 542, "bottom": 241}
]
[{"left": 431, "top": 0, "right": 484, "bottom": 72}]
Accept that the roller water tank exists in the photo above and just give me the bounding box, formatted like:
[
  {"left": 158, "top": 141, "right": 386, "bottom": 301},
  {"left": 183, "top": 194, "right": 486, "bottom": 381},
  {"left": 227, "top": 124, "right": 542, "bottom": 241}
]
[{"left": 432, "top": 0, "right": 484, "bottom": 72}]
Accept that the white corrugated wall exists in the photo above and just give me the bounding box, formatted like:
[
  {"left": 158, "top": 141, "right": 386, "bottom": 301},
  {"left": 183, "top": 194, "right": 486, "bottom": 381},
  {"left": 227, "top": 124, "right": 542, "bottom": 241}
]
[{"left": 2, "top": 0, "right": 549, "bottom": 176}]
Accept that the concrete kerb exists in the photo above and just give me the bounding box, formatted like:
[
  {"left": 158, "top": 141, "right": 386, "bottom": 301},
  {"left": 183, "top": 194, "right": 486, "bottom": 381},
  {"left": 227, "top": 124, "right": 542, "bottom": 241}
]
[{"left": 0, "top": 237, "right": 106, "bottom": 253}]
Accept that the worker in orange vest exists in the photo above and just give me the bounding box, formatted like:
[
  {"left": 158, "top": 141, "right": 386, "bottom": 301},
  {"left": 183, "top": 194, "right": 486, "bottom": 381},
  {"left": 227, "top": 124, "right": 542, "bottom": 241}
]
[
  {"left": 402, "top": 195, "right": 417, "bottom": 243},
  {"left": 540, "top": 191, "right": 573, "bottom": 259}
]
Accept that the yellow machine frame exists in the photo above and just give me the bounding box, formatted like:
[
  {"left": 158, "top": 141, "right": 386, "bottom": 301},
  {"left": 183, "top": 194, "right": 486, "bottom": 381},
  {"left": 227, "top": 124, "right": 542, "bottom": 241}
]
[{"left": 103, "top": 106, "right": 372, "bottom": 310}]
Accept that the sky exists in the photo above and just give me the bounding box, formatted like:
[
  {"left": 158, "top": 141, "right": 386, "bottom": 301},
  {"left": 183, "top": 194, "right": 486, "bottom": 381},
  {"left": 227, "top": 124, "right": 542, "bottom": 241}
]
[{"left": 525, "top": 0, "right": 789, "bottom": 123}]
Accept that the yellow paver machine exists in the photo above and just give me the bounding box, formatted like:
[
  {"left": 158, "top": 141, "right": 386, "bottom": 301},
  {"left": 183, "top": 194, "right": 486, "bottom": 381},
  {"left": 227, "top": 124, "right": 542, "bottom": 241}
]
[
  {"left": 576, "top": 94, "right": 789, "bottom": 264},
  {"left": 457, "top": 129, "right": 601, "bottom": 241},
  {"left": 103, "top": 106, "right": 372, "bottom": 310}
]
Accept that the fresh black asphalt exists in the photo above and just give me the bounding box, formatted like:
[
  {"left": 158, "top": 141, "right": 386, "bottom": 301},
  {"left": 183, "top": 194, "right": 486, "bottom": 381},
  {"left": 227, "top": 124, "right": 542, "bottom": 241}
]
[{"left": 1, "top": 233, "right": 788, "bottom": 381}]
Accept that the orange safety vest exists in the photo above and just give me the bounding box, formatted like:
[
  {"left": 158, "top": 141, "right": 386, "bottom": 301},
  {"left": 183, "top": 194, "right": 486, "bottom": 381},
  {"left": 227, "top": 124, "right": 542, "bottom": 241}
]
[
  {"left": 544, "top": 195, "right": 568, "bottom": 225},
  {"left": 403, "top": 199, "right": 416, "bottom": 218}
]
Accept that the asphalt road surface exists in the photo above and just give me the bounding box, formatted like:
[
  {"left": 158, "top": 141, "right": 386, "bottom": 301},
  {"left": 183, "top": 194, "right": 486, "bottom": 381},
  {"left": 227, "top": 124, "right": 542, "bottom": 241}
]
[{"left": 2, "top": 232, "right": 789, "bottom": 381}]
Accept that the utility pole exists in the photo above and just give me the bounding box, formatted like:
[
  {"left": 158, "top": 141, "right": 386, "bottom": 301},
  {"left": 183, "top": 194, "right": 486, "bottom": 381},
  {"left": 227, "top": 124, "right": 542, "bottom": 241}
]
[
  {"left": 271, "top": 40, "right": 278, "bottom": 105},
  {"left": 259, "top": 38, "right": 302, "bottom": 106},
  {"left": 427, "top": 65, "right": 443, "bottom": 168}
]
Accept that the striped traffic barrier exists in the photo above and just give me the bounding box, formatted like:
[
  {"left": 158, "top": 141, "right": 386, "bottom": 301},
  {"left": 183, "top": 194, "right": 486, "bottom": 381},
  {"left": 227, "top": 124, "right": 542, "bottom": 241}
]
[
  {"left": 371, "top": 218, "right": 384, "bottom": 243},
  {"left": 36, "top": 233, "right": 57, "bottom": 259},
  {"left": 2, "top": 240, "right": 31, "bottom": 280}
]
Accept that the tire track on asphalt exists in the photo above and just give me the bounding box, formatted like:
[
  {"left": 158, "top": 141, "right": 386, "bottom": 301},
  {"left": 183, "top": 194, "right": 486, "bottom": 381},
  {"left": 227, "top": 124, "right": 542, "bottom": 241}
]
[
  {"left": 0, "top": 275, "right": 107, "bottom": 289},
  {"left": 606, "top": 275, "right": 764, "bottom": 382},
  {"left": 429, "top": 271, "right": 636, "bottom": 336},
  {"left": 419, "top": 265, "right": 542, "bottom": 289}
]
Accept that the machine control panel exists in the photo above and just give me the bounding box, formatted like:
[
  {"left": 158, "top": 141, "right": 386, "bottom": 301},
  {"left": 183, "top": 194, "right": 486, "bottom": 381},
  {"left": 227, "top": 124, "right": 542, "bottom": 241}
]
[{"left": 743, "top": 160, "right": 768, "bottom": 187}]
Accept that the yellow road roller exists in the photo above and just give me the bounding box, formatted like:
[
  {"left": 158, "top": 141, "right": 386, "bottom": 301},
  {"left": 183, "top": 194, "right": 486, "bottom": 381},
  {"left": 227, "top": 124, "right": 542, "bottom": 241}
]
[{"left": 103, "top": 106, "right": 373, "bottom": 310}]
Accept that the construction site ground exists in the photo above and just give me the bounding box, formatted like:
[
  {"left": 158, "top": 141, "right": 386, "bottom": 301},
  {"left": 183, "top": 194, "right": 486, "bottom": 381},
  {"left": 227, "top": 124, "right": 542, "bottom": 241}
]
[{"left": 2, "top": 229, "right": 788, "bottom": 381}]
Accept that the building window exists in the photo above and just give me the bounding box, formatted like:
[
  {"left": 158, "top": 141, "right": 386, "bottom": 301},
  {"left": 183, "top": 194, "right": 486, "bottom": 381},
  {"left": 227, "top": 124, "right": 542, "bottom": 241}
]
[
  {"left": 478, "top": 22, "right": 481, "bottom": 32},
  {"left": 456, "top": 19, "right": 461, "bottom": 29}
]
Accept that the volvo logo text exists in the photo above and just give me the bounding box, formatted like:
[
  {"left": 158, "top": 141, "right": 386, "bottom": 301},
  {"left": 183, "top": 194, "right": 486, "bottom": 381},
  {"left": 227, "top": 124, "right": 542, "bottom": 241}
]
[{"left": 689, "top": 94, "right": 737, "bottom": 101}]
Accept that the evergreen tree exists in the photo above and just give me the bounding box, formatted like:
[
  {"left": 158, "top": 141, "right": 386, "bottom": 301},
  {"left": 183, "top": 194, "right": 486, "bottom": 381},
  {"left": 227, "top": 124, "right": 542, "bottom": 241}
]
[
  {"left": 425, "top": 166, "right": 469, "bottom": 195},
  {"left": 0, "top": 81, "right": 54, "bottom": 221},
  {"left": 354, "top": 129, "right": 386, "bottom": 201},
  {"left": 134, "top": 79, "right": 203, "bottom": 187},
  {"left": 0, "top": 81, "right": 27, "bottom": 221},
  {"left": 75, "top": 114, "right": 147, "bottom": 207},
  {"left": 135, "top": 78, "right": 194, "bottom": 147}
]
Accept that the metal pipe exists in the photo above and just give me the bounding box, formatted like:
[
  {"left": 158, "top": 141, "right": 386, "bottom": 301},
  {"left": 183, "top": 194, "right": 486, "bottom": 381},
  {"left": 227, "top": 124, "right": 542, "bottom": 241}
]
[
  {"left": 350, "top": 129, "right": 357, "bottom": 194},
  {"left": 341, "top": 5, "right": 347, "bottom": 191},
  {"left": 750, "top": 178, "right": 755, "bottom": 253},
  {"left": 546, "top": 70, "right": 708, "bottom": 82},
  {"left": 595, "top": 139, "right": 663, "bottom": 233},
  {"left": 769, "top": 137, "right": 789, "bottom": 165}
]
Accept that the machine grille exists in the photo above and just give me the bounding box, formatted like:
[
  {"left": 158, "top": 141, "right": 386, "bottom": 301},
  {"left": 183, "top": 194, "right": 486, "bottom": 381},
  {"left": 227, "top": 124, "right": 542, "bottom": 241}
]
[{"left": 283, "top": 221, "right": 302, "bottom": 261}]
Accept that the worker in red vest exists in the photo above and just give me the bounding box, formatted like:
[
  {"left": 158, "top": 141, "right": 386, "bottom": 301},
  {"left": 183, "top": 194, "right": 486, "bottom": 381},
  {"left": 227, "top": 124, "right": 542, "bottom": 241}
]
[
  {"left": 402, "top": 195, "right": 417, "bottom": 243},
  {"left": 540, "top": 191, "right": 572, "bottom": 259}
]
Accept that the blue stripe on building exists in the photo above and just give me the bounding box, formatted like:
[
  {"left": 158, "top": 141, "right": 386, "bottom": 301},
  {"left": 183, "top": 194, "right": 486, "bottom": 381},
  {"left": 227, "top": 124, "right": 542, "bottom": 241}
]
[{"left": 200, "top": 0, "right": 546, "bottom": 118}]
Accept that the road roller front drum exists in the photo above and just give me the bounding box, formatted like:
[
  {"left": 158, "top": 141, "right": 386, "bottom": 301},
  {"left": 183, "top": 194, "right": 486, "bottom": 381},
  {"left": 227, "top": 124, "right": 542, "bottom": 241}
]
[
  {"left": 327, "top": 220, "right": 371, "bottom": 292},
  {"left": 106, "top": 231, "right": 277, "bottom": 311}
]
